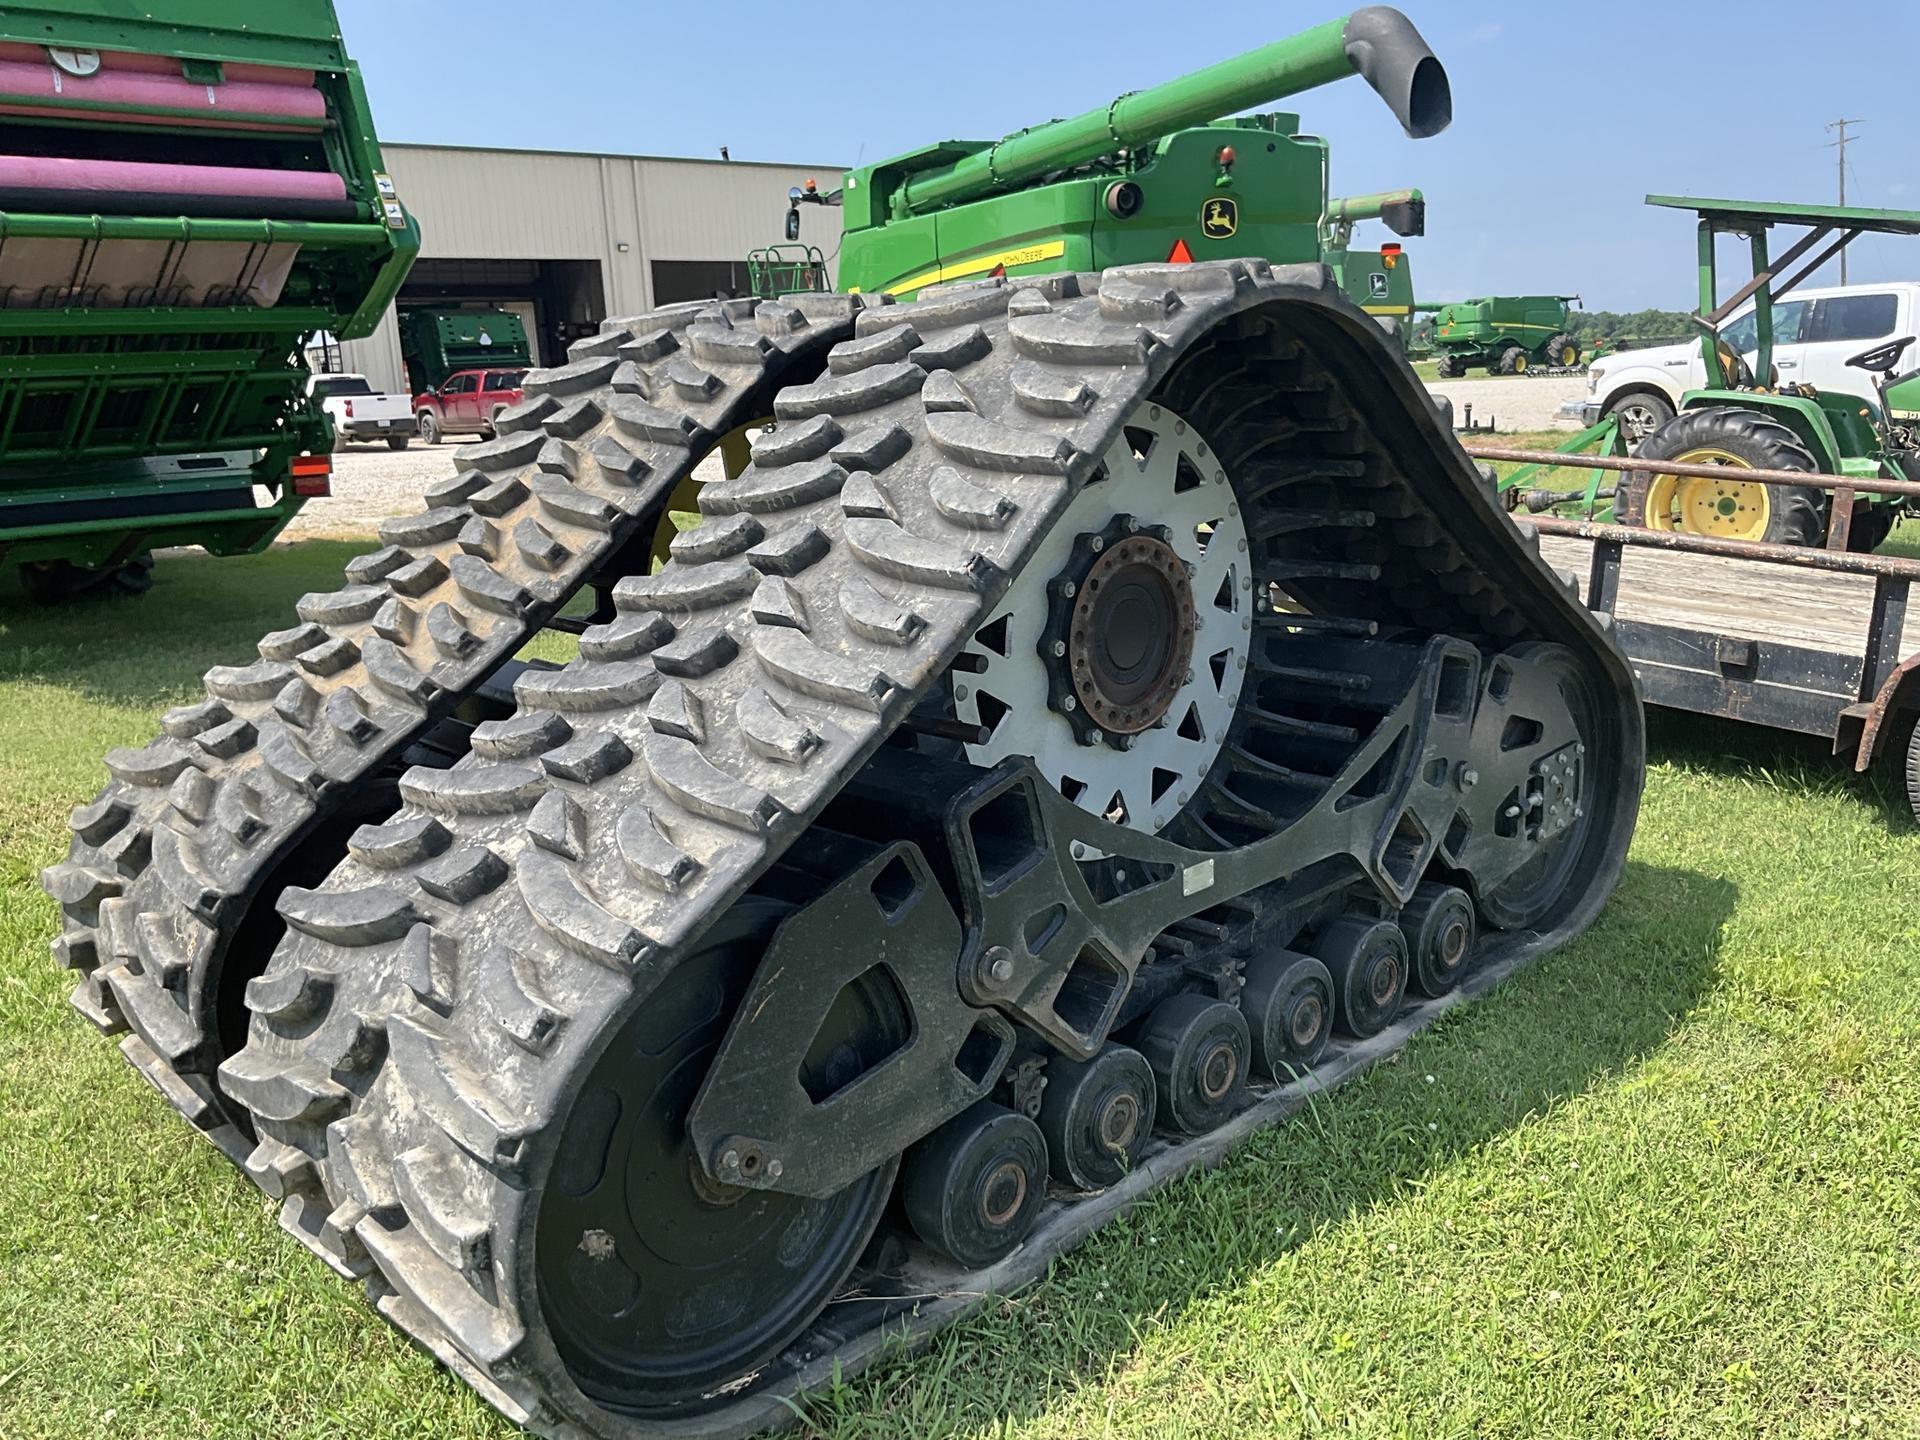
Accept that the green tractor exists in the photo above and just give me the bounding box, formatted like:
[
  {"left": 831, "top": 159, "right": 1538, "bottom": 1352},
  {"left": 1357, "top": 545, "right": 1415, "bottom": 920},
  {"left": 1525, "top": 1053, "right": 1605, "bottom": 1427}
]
[
  {"left": 1425, "top": 294, "right": 1582, "bottom": 376},
  {"left": 0, "top": 0, "right": 417, "bottom": 601},
  {"left": 773, "top": 11, "right": 1448, "bottom": 300},
  {"left": 1617, "top": 197, "right": 1920, "bottom": 550},
  {"left": 1321, "top": 188, "right": 1425, "bottom": 345}
]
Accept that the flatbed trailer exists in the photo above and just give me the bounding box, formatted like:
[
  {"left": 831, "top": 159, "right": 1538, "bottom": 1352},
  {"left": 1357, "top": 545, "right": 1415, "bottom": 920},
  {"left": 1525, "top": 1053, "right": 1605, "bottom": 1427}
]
[{"left": 1468, "top": 443, "right": 1920, "bottom": 819}]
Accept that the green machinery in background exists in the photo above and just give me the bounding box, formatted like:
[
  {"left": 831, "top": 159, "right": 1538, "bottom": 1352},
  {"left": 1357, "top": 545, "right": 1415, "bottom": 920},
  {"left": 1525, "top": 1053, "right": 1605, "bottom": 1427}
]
[
  {"left": 0, "top": 0, "right": 418, "bottom": 601},
  {"left": 1506, "top": 197, "right": 1920, "bottom": 552},
  {"left": 1320, "top": 188, "right": 1424, "bottom": 341},
  {"left": 1423, "top": 294, "right": 1582, "bottom": 376},
  {"left": 395, "top": 309, "right": 532, "bottom": 394},
  {"left": 773, "top": 10, "right": 1449, "bottom": 303}
]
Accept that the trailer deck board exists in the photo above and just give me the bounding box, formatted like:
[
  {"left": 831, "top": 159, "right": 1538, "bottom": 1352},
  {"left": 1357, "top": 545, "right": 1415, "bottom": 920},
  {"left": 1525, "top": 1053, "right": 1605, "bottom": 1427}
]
[{"left": 1538, "top": 534, "right": 1920, "bottom": 658}]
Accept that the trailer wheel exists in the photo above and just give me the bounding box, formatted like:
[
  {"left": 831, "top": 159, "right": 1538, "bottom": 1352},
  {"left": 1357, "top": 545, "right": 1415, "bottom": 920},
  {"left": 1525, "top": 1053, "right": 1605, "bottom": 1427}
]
[
  {"left": 1495, "top": 345, "right": 1526, "bottom": 375},
  {"left": 1625, "top": 406, "right": 1825, "bottom": 546},
  {"left": 19, "top": 552, "right": 155, "bottom": 604}
]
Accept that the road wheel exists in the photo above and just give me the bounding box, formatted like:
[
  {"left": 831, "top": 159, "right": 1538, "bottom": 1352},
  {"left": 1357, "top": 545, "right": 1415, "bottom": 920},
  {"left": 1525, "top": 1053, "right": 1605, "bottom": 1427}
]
[
  {"left": 1495, "top": 346, "right": 1525, "bottom": 375},
  {"left": 1434, "top": 352, "right": 1463, "bottom": 379},
  {"left": 485, "top": 404, "right": 509, "bottom": 439},
  {"left": 1603, "top": 390, "right": 1675, "bottom": 449},
  {"left": 416, "top": 410, "right": 440, "bottom": 445},
  {"left": 386, "top": 434, "right": 410, "bottom": 451},
  {"left": 1545, "top": 333, "right": 1579, "bottom": 368},
  {"left": 1625, "top": 407, "right": 1825, "bottom": 546}
]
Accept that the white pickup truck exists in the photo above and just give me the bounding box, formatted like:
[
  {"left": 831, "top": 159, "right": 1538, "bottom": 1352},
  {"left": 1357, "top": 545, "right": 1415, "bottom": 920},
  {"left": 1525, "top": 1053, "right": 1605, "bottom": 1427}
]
[
  {"left": 307, "top": 372, "right": 416, "bottom": 451},
  {"left": 1565, "top": 281, "right": 1920, "bottom": 443}
]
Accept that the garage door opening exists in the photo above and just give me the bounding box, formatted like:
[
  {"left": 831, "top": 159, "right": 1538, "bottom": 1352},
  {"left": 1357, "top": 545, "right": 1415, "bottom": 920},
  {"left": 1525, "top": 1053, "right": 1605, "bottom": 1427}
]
[{"left": 393, "top": 257, "right": 606, "bottom": 390}]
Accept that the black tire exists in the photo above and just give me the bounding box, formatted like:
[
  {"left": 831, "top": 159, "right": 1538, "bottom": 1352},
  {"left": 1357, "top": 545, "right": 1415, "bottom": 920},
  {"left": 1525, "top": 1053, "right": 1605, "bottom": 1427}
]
[
  {"left": 1495, "top": 345, "right": 1525, "bottom": 376},
  {"left": 1624, "top": 407, "right": 1825, "bottom": 546},
  {"left": 385, "top": 435, "right": 410, "bottom": 451},
  {"left": 416, "top": 410, "right": 440, "bottom": 445},
  {"left": 1434, "top": 352, "right": 1463, "bottom": 379},
  {"left": 19, "top": 552, "right": 155, "bottom": 603},
  {"left": 488, "top": 404, "right": 510, "bottom": 438},
  {"left": 1847, "top": 502, "right": 1897, "bottom": 554},
  {"left": 1543, "top": 333, "right": 1579, "bottom": 369},
  {"left": 1906, "top": 714, "right": 1920, "bottom": 828},
  {"left": 1603, "top": 390, "right": 1675, "bottom": 449}
]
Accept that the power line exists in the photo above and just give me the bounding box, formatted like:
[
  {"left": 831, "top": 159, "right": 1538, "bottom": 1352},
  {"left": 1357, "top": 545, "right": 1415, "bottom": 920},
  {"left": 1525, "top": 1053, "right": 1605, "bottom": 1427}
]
[{"left": 1827, "top": 118, "right": 1863, "bottom": 283}]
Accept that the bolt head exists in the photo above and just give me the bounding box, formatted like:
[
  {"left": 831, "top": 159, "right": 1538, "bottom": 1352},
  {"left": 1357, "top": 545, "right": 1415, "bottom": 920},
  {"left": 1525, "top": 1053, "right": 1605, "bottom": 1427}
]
[
  {"left": 985, "top": 945, "right": 1015, "bottom": 984},
  {"left": 1459, "top": 765, "right": 1479, "bottom": 791},
  {"left": 1059, "top": 580, "right": 1077, "bottom": 598},
  {"left": 766, "top": 1159, "right": 784, "bottom": 1180},
  {"left": 721, "top": 1148, "right": 740, "bottom": 1171},
  {"left": 1050, "top": 640, "right": 1067, "bottom": 657},
  {"left": 1088, "top": 536, "right": 1105, "bottom": 553},
  {"left": 1060, "top": 695, "right": 1078, "bottom": 712}
]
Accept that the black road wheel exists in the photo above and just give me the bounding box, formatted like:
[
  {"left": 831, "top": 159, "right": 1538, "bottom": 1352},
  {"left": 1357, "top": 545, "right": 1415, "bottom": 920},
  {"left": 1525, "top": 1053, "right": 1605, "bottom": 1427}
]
[
  {"left": 903, "top": 1101, "right": 1048, "bottom": 1268},
  {"left": 416, "top": 409, "right": 440, "bottom": 445},
  {"left": 386, "top": 434, "right": 410, "bottom": 451},
  {"left": 1139, "top": 992, "right": 1249, "bottom": 1136},
  {"left": 1434, "top": 352, "right": 1463, "bottom": 379},
  {"left": 1495, "top": 346, "right": 1524, "bottom": 375},
  {"left": 1036, "top": 1043, "right": 1155, "bottom": 1190},
  {"left": 19, "top": 552, "right": 155, "bottom": 603},
  {"left": 1603, "top": 391, "right": 1674, "bottom": 450},
  {"left": 1625, "top": 407, "right": 1825, "bottom": 545},
  {"left": 1399, "top": 882, "right": 1478, "bottom": 997},
  {"left": 1543, "top": 333, "right": 1579, "bottom": 369},
  {"left": 1241, "top": 950, "right": 1334, "bottom": 1078},
  {"left": 1317, "top": 916, "right": 1408, "bottom": 1039},
  {"left": 535, "top": 899, "right": 905, "bottom": 1415}
]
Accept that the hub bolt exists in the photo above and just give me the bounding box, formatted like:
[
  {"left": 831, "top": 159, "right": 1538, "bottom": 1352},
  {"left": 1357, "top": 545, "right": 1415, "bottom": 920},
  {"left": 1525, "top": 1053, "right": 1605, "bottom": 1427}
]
[
  {"left": 1456, "top": 764, "right": 1479, "bottom": 792},
  {"left": 984, "top": 945, "right": 1016, "bottom": 985}
]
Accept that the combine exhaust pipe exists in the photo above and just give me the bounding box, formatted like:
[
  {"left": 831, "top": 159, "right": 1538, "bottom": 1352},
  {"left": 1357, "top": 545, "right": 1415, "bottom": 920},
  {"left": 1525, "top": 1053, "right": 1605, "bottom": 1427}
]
[{"left": 898, "top": 8, "right": 1450, "bottom": 216}]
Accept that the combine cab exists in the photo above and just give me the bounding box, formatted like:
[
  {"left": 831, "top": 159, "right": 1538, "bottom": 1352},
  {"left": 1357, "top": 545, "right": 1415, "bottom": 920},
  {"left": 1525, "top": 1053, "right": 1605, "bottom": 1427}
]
[
  {"left": 0, "top": 0, "right": 417, "bottom": 601},
  {"left": 44, "top": 10, "right": 1644, "bottom": 1436}
]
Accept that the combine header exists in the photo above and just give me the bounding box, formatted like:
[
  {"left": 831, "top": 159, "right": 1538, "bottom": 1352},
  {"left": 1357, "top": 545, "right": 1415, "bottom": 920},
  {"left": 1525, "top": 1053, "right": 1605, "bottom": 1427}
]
[
  {"left": 0, "top": 0, "right": 417, "bottom": 600},
  {"left": 43, "top": 9, "right": 1643, "bottom": 1436}
]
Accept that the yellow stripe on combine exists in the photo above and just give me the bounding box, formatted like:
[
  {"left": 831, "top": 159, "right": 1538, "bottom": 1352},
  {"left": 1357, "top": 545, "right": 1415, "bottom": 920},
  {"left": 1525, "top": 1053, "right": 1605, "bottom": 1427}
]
[
  {"left": 874, "top": 240, "right": 1069, "bottom": 298},
  {"left": 1362, "top": 304, "right": 1413, "bottom": 316}
]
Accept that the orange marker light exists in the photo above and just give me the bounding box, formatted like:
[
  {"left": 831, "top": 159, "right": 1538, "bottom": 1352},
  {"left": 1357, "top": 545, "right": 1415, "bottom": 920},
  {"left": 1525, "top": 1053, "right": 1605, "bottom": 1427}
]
[{"left": 1216, "top": 145, "right": 1236, "bottom": 168}]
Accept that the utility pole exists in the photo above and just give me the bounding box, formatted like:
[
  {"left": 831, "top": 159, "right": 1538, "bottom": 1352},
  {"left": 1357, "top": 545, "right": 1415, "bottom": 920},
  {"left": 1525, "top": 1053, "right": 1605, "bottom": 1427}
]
[{"left": 1827, "top": 118, "right": 1862, "bottom": 283}]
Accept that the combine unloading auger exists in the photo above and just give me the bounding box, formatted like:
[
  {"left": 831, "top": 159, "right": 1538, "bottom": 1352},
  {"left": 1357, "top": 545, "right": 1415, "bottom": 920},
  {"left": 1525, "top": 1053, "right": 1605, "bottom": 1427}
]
[{"left": 43, "top": 11, "right": 1643, "bottom": 1438}]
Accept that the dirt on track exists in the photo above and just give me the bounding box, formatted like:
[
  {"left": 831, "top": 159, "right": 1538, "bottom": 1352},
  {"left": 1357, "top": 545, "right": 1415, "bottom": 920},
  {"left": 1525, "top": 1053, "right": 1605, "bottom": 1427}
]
[{"left": 285, "top": 378, "right": 1588, "bottom": 544}]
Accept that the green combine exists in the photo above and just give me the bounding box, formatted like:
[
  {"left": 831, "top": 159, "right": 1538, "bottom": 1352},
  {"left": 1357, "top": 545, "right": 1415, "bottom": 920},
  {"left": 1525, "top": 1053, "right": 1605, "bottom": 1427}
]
[
  {"left": 1426, "top": 294, "right": 1582, "bottom": 376},
  {"left": 775, "top": 12, "right": 1448, "bottom": 300},
  {"left": 0, "top": 0, "right": 417, "bottom": 601}
]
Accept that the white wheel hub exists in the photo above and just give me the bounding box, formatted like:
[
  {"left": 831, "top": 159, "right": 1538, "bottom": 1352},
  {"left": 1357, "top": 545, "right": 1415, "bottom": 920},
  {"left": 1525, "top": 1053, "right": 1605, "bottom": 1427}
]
[{"left": 954, "top": 402, "right": 1253, "bottom": 835}]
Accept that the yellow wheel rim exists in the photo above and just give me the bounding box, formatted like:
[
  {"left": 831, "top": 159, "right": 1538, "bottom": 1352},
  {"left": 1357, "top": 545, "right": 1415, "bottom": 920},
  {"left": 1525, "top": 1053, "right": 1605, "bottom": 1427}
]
[
  {"left": 1511, "top": 353, "right": 1528, "bottom": 373},
  {"left": 1643, "top": 445, "right": 1772, "bottom": 541},
  {"left": 647, "top": 419, "right": 767, "bottom": 569},
  {"left": 1561, "top": 345, "right": 1578, "bottom": 366}
]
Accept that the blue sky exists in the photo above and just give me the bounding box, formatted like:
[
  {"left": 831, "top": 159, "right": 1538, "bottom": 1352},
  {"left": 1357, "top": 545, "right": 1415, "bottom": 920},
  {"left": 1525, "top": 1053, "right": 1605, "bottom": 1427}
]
[{"left": 337, "top": 1, "right": 1920, "bottom": 310}]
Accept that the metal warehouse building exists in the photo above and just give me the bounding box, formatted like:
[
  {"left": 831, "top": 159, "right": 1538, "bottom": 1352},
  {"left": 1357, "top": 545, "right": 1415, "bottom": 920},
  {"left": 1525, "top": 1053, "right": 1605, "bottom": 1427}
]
[{"left": 335, "top": 143, "right": 844, "bottom": 393}]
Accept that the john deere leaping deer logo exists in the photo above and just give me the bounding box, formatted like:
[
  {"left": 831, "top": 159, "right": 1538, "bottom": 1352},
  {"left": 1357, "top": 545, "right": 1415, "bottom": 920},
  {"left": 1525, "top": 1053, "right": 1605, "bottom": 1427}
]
[{"left": 1200, "top": 197, "right": 1238, "bottom": 239}]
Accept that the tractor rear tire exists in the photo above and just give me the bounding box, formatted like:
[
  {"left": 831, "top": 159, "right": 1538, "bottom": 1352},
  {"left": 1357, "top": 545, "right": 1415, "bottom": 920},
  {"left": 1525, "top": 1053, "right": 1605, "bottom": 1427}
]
[
  {"left": 1543, "top": 333, "right": 1579, "bottom": 368},
  {"left": 1847, "top": 502, "right": 1897, "bottom": 554},
  {"left": 1495, "top": 346, "right": 1525, "bottom": 375},
  {"left": 1623, "top": 407, "right": 1825, "bottom": 546},
  {"left": 19, "top": 552, "right": 155, "bottom": 603}
]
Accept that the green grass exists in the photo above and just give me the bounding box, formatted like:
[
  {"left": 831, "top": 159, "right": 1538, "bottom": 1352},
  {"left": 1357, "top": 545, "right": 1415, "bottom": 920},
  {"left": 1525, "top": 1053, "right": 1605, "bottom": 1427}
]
[{"left": 4, "top": 543, "right": 1920, "bottom": 1439}]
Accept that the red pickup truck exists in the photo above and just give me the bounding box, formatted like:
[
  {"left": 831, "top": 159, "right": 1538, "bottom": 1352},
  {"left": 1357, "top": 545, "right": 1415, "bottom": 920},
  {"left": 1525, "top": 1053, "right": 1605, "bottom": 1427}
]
[{"left": 412, "top": 367, "right": 528, "bottom": 445}]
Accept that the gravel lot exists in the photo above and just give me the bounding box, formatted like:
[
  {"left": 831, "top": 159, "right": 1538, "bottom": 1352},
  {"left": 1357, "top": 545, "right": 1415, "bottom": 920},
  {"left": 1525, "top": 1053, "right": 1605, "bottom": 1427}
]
[{"left": 289, "top": 376, "right": 1588, "bottom": 542}]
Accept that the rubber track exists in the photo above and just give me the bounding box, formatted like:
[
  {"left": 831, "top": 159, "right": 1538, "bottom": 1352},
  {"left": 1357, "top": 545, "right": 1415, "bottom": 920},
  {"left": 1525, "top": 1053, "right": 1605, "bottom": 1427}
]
[
  {"left": 39, "top": 293, "right": 860, "bottom": 1161},
  {"left": 227, "top": 260, "right": 1640, "bottom": 1436}
]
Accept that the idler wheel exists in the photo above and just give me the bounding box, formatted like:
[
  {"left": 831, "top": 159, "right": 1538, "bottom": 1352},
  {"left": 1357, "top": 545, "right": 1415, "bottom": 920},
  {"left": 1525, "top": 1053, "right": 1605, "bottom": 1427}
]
[
  {"left": 1035, "top": 1043, "right": 1156, "bottom": 1191},
  {"left": 1316, "top": 916, "right": 1409, "bottom": 1039},
  {"left": 1400, "top": 883, "right": 1478, "bottom": 998},
  {"left": 1139, "top": 992, "right": 1249, "bottom": 1136},
  {"left": 902, "top": 1101, "right": 1048, "bottom": 1269},
  {"left": 1241, "top": 950, "right": 1335, "bottom": 1078}
]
